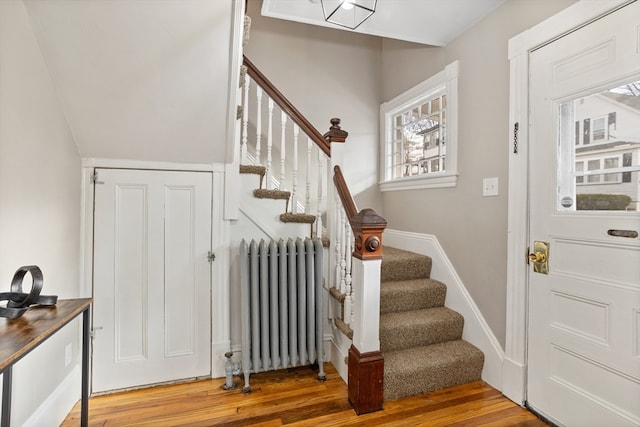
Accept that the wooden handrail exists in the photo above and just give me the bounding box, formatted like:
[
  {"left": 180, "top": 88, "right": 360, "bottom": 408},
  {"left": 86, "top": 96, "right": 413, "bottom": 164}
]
[
  {"left": 333, "top": 165, "right": 358, "bottom": 220},
  {"left": 334, "top": 165, "right": 387, "bottom": 260},
  {"left": 243, "top": 55, "right": 331, "bottom": 157}
]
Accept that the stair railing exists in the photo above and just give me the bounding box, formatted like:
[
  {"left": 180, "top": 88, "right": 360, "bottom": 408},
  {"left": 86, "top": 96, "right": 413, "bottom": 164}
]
[
  {"left": 239, "top": 55, "right": 387, "bottom": 415},
  {"left": 241, "top": 56, "right": 331, "bottom": 237},
  {"left": 333, "top": 165, "right": 387, "bottom": 415}
]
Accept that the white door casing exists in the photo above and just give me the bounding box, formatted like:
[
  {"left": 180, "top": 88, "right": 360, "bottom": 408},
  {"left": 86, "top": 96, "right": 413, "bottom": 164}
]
[
  {"left": 527, "top": 3, "right": 640, "bottom": 426},
  {"left": 92, "top": 168, "right": 212, "bottom": 393}
]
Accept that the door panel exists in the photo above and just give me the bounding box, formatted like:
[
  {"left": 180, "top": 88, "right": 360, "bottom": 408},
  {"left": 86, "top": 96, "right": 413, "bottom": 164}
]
[
  {"left": 93, "top": 169, "right": 212, "bottom": 393},
  {"left": 528, "top": 2, "right": 640, "bottom": 426}
]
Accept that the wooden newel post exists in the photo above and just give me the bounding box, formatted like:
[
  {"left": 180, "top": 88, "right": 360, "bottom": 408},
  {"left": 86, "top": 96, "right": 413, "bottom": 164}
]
[
  {"left": 324, "top": 118, "right": 348, "bottom": 143},
  {"left": 348, "top": 208, "right": 387, "bottom": 415}
]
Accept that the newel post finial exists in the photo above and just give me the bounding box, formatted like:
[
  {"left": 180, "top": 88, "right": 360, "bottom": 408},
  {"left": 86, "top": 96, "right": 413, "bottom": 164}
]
[{"left": 324, "top": 118, "right": 349, "bottom": 143}]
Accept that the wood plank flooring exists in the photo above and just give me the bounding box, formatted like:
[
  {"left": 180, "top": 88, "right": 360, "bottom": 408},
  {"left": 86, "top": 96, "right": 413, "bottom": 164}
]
[{"left": 62, "top": 364, "right": 548, "bottom": 426}]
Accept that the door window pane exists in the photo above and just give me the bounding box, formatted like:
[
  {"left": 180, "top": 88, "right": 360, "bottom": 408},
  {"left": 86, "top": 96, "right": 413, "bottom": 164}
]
[{"left": 557, "top": 80, "right": 640, "bottom": 211}]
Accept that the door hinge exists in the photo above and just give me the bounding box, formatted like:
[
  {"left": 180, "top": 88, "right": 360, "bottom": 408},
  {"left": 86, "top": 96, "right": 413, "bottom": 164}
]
[
  {"left": 91, "top": 326, "right": 103, "bottom": 339},
  {"left": 207, "top": 251, "right": 216, "bottom": 263},
  {"left": 90, "top": 171, "right": 104, "bottom": 184}
]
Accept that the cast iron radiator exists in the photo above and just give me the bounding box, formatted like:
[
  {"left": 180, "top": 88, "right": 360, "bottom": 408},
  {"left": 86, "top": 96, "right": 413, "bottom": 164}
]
[{"left": 239, "top": 238, "right": 326, "bottom": 392}]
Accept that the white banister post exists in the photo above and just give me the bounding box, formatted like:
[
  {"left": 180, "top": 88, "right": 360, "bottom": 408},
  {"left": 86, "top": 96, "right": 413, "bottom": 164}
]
[
  {"left": 291, "top": 124, "right": 299, "bottom": 212},
  {"left": 280, "top": 112, "right": 287, "bottom": 191},
  {"left": 316, "top": 149, "right": 324, "bottom": 238},
  {"left": 241, "top": 75, "right": 250, "bottom": 164},
  {"left": 305, "top": 137, "right": 312, "bottom": 214},
  {"left": 334, "top": 195, "right": 343, "bottom": 292},
  {"left": 255, "top": 87, "right": 263, "bottom": 166},
  {"left": 344, "top": 225, "right": 353, "bottom": 325},
  {"left": 266, "top": 98, "right": 274, "bottom": 189}
]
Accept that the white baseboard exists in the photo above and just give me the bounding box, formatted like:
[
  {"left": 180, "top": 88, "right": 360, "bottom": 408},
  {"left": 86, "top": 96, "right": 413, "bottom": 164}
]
[
  {"left": 329, "top": 328, "right": 350, "bottom": 383},
  {"left": 501, "top": 357, "right": 526, "bottom": 405},
  {"left": 23, "top": 364, "right": 81, "bottom": 427},
  {"left": 384, "top": 229, "right": 505, "bottom": 391}
]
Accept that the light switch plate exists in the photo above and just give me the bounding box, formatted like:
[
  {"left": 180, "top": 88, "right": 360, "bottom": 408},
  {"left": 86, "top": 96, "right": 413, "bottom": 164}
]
[{"left": 483, "top": 177, "right": 499, "bottom": 196}]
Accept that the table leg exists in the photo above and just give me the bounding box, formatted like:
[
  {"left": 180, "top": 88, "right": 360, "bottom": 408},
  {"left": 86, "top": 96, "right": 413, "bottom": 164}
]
[
  {"left": 81, "top": 306, "right": 90, "bottom": 426},
  {"left": 1, "top": 366, "right": 12, "bottom": 427}
]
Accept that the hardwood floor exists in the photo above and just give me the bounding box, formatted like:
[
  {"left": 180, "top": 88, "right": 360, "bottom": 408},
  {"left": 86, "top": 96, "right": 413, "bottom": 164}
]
[{"left": 62, "top": 364, "right": 548, "bottom": 426}]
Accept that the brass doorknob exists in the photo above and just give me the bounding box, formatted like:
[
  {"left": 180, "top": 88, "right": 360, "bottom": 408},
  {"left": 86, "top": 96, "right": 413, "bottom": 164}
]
[{"left": 528, "top": 251, "right": 546, "bottom": 263}]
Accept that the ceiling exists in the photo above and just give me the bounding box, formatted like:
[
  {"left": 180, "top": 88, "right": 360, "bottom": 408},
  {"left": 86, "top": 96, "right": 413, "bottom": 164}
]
[{"left": 261, "top": 0, "right": 507, "bottom": 46}]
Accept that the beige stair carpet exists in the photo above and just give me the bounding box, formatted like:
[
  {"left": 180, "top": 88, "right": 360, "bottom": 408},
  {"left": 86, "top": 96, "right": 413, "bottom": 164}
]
[{"left": 379, "top": 246, "right": 484, "bottom": 401}]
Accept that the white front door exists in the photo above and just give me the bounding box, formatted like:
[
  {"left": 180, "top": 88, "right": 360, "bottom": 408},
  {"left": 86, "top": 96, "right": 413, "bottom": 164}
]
[
  {"left": 527, "top": 2, "right": 640, "bottom": 426},
  {"left": 92, "top": 168, "right": 212, "bottom": 393}
]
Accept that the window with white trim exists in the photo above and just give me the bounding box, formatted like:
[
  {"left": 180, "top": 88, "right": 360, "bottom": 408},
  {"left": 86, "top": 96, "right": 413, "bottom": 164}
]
[
  {"left": 380, "top": 61, "right": 458, "bottom": 191},
  {"left": 576, "top": 155, "right": 623, "bottom": 185}
]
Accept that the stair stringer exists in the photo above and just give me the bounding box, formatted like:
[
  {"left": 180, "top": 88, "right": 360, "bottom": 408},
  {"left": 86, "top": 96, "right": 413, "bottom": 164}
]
[{"left": 383, "top": 229, "right": 504, "bottom": 392}]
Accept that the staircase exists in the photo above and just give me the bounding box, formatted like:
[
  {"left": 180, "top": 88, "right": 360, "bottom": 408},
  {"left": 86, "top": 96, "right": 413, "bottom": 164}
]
[
  {"left": 238, "top": 22, "right": 484, "bottom": 405},
  {"left": 331, "top": 246, "right": 484, "bottom": 401}
]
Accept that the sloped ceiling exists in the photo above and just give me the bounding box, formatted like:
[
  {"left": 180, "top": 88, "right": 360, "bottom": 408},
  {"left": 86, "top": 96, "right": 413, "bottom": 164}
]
[
  {"left": 261, "top": 0, "right": 507, "bottom": 46},
  {"left": 24, "top": 0, "right": 235, "bottom": 164}
]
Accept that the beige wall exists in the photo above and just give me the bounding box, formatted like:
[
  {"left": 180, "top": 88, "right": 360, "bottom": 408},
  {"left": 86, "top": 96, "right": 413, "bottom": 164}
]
[
  {"left": 380, "top": 0, "right": 576, "bottom": 347},
  {"left": 245, "top": 0, "right": 383, "bottom": 211},
  {"left": 0, "top": 1, "right": 82, "bottom": 424}
]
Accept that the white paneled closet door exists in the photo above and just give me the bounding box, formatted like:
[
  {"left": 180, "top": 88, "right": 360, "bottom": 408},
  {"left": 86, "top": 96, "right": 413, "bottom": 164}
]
[{"left": 92, "top": 168, "right": 212, "bottom": 393}]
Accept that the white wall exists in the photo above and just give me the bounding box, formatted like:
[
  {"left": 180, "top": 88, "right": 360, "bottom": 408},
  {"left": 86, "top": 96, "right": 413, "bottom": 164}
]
[
  {"left": 23, "top": 0, "right": 235, "bottom": 165},
  {"left": 0, "top": 1, "right": 82, "bottom": 425},
  {"left": 379, "top": 0, "right": 577, "bottom": 348}
]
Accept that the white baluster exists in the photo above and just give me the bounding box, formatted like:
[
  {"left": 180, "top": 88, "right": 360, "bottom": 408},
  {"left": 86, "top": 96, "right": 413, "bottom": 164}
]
[
  {"left": 241, "top": 77, "right": 250, "bottom": 164},
  {"left": 344, "top": 225, "right": 353, "bottom": 325},
  {"left": 266, "top": 98, "right": 274, "bottom": 189},
  {"left": 305, "top": 138, "right": 312, "bottom": 214},
  {"left": 280, "top": 112, "right": 287, "bottom": 191},
  {"left": 316, "top": 150, "right": 324, "bottom": 238},
  {"left": 291, "top": 124, "right": 299, "bottom": 213},
  {"left": 255, "top": 87, "right": 262, "bottom": 165},
  {"left": 334, "top": 192, "right": 342, "bottom": 291},
  {"left": 339, "top": 207, "right": 346, "bottom": 294}
]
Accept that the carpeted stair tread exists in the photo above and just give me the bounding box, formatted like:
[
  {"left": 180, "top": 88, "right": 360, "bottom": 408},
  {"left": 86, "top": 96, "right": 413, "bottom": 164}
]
[
  {"left": 329, "top": 287, "right": 345, "bottom": 303},
  {"left": 380, "top": 307, "right": 463, "bottom": 353},
  {"left": 253, "top": 188, "right": 290, "bottom": 200},
  {"left": 239, "top": 164, "right": 266, "bottom": 176},
  {"left": 380, "top": 278, "right": 446, "bottom": 314},
  {"left": 381, "top": 246, "right": 432, "bottom": 282},
  {"left": 279, "top": 213, "right": 316, "bottom": 224},
  {"left": 335, "top": 318, "right": 353, "bottom": 340},
  {"left": 383, "top": 340, "right": 484, "bottom": 401}
]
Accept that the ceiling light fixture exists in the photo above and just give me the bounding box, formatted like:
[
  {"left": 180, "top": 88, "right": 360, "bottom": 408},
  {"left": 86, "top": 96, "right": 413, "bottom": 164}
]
[{"left": 321, "top": 0, "right": 376, "bottom": 30}]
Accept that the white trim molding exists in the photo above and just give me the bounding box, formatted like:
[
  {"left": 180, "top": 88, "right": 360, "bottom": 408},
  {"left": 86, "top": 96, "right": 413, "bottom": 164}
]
[
  {"left": 505, "top": 0, "right": 631, "bottom": 405},
  {"left": 384, "top": 229, "right": 504, "bottom": 391},
  {"left": 379, "top": 61, "right": 459, "bottom": 191}
]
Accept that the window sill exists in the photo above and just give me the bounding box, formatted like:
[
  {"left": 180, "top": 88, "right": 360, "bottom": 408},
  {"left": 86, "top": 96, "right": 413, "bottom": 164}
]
[{"left": 379, "top": 172, "right": 458, "bottom": 192}]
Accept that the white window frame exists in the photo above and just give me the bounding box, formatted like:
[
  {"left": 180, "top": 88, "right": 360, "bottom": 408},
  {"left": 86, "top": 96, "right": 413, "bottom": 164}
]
[
  {"left": 379, "top": 60, "right": 459, "bottom": 191},
  {"left": 590, "top": 114, "right": 608, "bottom": 142}
]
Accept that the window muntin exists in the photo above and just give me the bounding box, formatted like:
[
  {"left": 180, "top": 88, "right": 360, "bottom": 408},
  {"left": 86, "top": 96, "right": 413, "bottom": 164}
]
[
  {"left": 380, "top": 61, "right": 458, "bottom": 191},
  {"left": 392, "top": 93, "right": 446, "bottom": 179}
]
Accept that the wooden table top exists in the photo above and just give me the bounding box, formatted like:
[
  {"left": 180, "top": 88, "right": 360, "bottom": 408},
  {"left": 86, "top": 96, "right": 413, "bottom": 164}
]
[{"left": 0, "top": 298, "right": 92, "bottom": 371}]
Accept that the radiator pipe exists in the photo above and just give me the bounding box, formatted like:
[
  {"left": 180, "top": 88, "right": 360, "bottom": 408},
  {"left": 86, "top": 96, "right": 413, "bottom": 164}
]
[{"left": 222, "top": 351, "right": 236, "bottom": 390}]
